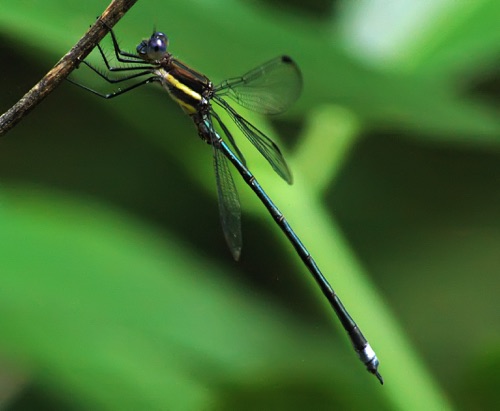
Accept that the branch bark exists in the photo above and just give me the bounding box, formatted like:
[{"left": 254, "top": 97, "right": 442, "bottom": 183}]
[{"left": 0, "top": 0, "right": 139, "bottom": 136}]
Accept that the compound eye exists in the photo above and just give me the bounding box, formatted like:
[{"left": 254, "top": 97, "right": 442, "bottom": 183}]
[{"left": 146, "top": 32, "right": 168, "bottom": 61}]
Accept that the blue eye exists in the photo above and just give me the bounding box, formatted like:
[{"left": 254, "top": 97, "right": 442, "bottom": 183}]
[{"left": 137, "top": 32, "right": 168, "bottom": 61}]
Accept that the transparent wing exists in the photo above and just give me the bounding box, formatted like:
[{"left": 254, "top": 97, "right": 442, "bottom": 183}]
[
  {"left": 213, "top": 135, "right": 243, "bottom": 261},
  {"left": 214, "top": 98, "right": 293, "bottom": 184},
  {"left": 214, "top": 56, "right": 302, "bottom": 115},
  {"left": 211, "top": 109, "right": 247, "bottom": 168}
]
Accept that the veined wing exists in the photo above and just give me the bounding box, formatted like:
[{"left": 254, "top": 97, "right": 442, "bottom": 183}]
[
  {"left": 214, "top": 97, "right": 293, "bottom": 184},
  {"left": 214, "top": 56, "right": 302, "bottom": 115},
  {"left": 213, "top": 144, "right": 242, "bottom": 261},
  {"left": 211, "top": 109, "right": 247, "bottom": 168},
  {"left": 199, "top": 115, "right": 243, "bottom": 261}
]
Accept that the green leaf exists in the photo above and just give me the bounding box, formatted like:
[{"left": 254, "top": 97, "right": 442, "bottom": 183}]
[
  {"left": 1, "top": 0, "right": 499, "bottom": 143},
  {"left": 2, "top": 0, "right": 498, "bottom": 409},
  {"left": 0, "top": 185, "right": 381, "bottom": 410}
]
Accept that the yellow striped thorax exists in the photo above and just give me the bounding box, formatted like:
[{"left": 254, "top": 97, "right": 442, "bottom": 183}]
[{"left": 156, "top": 59, "right": 212, "bottom": 115}]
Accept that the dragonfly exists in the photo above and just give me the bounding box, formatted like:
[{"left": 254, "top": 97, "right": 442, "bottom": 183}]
[{"left": 69, "top": 23, "right": 383, "bottom": 384}]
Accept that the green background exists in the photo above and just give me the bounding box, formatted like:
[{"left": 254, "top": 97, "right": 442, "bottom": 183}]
[{"left": 0, "top": 0, "right": 499, "bottom": 409}]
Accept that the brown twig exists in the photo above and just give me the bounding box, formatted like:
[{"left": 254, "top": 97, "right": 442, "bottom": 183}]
[{"left": 0, "top": 0, "right": 139, "bottom": 136}]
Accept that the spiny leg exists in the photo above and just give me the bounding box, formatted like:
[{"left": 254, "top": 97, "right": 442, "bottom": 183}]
[
  {"left": 96, "top": 20, "right": 145, "bottom": 63},
  {"left": 67, "top": 76, "right": 161, "bottom": 99},
  {"left": 78, "top": 59, "right": 153, "bottom": 84},
  {"left": 91, "top": 35, "right": 154, "bottom": 74}
]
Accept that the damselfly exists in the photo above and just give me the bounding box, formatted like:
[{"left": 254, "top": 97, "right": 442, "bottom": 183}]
[{"left": 69, "top": 23, "right": 383, "bottom": 384}]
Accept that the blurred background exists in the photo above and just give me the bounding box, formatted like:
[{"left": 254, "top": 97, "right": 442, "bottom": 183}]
[{"left": 0, "top": 0, "right": 499, "bottom": 410}]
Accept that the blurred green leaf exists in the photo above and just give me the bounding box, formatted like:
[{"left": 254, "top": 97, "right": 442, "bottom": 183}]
[
  {"left": 338, "top": 0, "right": 500, "bottom": 77},
  {"left": 1, "top": 0, "right": 498, "bottom": 410},
  {"left": 0, "top": 185, "right": 387, "bottom": 410},
  {"left": 1, "top": 0, "right": 499, "bottom": 143}
]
